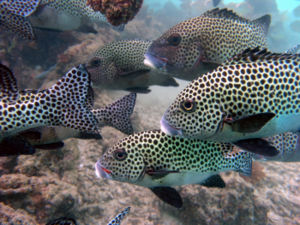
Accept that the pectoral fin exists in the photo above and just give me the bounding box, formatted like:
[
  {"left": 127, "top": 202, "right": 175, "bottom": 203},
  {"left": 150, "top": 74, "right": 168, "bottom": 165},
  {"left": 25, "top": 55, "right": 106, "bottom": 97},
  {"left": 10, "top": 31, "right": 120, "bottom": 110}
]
[
  {"left": 234, "top": 138, "right": 279, "bottom": 157},
  {"left": 226, "top": 113, "right": 275, "bottom": 133},
  {"left": 150, "top": 187, "right": 183, "bottom": 208},
  {"left": 201, "top": 174, "right": 226, "bottom": 188}
]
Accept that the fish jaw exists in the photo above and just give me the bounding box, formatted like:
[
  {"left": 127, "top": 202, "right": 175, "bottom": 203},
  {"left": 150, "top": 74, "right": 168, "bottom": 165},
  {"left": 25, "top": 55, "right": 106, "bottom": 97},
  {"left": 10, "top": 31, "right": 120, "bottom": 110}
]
[
  {"left": 160, "top": 115, "right": 183, "bottom": 137},
  {"left": 95, "top": 161, "right": 112, "bottom": 179},
  {"left": 144, "top": 53, "right": 167, "bottom": 70}
]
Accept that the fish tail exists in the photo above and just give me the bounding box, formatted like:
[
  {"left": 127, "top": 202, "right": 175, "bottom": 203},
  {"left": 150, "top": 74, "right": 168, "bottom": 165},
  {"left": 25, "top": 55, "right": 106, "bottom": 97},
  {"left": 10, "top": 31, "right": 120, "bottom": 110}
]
[
  {"left": 92, "top": 93, "right": 137, "bottom": 135},
  {"left": 233, "top": 151, "right": 253, "bottom": 177},
  {"left": 252, "top": 14, "right": 271, "bottom": 36},
  {"left": 47, "top": 65, "right": 98, "bottom": 133}
]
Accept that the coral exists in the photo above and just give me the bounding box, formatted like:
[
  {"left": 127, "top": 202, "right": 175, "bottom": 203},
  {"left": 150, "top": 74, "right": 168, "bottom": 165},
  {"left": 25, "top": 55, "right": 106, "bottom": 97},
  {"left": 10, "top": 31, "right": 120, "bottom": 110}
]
[{"left": 86, "top": 0, "right": 143, "bottom": 26}]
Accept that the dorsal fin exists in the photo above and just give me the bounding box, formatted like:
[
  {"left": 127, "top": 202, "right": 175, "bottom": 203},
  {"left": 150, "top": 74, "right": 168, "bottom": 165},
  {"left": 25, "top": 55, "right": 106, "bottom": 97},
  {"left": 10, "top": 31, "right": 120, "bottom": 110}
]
[
  {"left": 0, "top": 64, "right": 19, "bottom": 102},
  {"left": 252, "top": 15, "right": 271, "bottom": 35},
  {"left": 223, "top": 47, "right": 300, "bottom": 66},
  {"left": 202, "top": 8, "right": 250, "bottom": 23}
]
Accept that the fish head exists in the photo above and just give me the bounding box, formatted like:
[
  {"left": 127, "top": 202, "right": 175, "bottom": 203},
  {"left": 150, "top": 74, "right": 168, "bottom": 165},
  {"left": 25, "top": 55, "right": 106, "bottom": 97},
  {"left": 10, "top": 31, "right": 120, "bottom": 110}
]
[
  {"left": 144, "top": 22, "right": 205, "bottom": 74},
  {"left": 161, "top": 77, "right": 223, "bottom": 139},
  {"left": 95, "top": 135, "right": 146, "bottom": 184},
  {"left": 86, "top": 56, "right": 118, "bottom": 84}
]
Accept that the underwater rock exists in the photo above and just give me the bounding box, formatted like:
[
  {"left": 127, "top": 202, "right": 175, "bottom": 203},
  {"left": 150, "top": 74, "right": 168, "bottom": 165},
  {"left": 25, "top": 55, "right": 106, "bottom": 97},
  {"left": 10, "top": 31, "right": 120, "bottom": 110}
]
[
  {"left": 86, "top": 0, "right": 143, "bottom": 26},
  {"left": 0, "top": 202, "right": 38, "bottom": 225}
]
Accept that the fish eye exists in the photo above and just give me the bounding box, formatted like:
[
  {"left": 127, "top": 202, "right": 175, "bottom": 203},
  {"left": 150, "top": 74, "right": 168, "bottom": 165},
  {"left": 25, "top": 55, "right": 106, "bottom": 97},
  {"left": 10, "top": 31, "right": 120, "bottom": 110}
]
[
  {"left": 167, "top": 33, "right": 181, "bottom": 46},
  {"left": 90, "top": 58, "right": 101, "bottom": 67},
  {"left": 113, "top": 148, "right": 127, "bottom": 161},
  {"left": 180, "top": 100, "right": 196, "bottom": 112}
]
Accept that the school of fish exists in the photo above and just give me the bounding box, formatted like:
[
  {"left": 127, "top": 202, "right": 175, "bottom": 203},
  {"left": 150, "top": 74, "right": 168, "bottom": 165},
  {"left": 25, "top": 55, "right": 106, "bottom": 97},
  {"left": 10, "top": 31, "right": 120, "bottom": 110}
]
[{"left": 1, "top": 1, "right": 300, "bottom": 223}]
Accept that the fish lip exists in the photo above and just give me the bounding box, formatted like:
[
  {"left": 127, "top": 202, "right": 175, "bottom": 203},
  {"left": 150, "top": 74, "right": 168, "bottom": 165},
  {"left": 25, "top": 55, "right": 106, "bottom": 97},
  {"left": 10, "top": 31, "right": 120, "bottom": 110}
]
[
  {"left": 144, "top": 52, "right": 168, "bottom": 69},
  {"left": 160, "top": 115, "right": 183, "bottom": 137},
  {"left": 95, "top": 161, "right": 112, "bottom": 179}
]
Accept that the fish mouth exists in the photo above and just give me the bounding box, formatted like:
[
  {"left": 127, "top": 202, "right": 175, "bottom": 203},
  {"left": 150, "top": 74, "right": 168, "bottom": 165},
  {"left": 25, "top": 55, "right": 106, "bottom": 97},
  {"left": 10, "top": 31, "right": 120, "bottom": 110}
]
[
  {"left": 95, "top": 161, "right": 112, "bottom": 179},
  {"left": 160, "top": 115, "right": 183, "bottom": 137},
  {"left": 144, "top": 52, "right": 168, "bottom": 69}
]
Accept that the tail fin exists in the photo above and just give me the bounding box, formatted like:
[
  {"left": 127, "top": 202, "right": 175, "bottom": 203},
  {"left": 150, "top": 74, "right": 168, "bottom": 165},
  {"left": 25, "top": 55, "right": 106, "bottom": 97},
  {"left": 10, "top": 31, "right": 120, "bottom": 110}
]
[
  {"left": 236, "top": 151, "right": 253, "bottom": 177},
  {"left": 228, "top": 150, "right": 253, "bottom": 177},
  {"left": 92, "top": 93, "right": 137, "bottom": 135},
  {"left": 47, "top": 65, "right": 98, "bottom": 133},
  {"left": 252, "top": 14, "right": 271, "bottom": 36}
]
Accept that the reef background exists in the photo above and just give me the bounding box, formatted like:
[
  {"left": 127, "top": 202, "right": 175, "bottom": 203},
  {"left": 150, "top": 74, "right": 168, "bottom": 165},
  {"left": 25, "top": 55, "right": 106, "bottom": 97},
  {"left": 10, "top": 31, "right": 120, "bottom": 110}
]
[{"left": 0, "top": 0, "right": 300, "bottom": 224}]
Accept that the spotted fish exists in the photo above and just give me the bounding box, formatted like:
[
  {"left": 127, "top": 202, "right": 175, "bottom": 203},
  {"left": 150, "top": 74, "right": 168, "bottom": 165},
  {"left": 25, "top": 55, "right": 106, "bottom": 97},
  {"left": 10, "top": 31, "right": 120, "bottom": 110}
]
[
  {"left": 0, "top": 0, "right": 40, "bottom": 39},
  {"left": 95, "top": 130, "right": 252, "bottom": 208},
  {"left": 254, "top": 132, "right": 300, "bottom": 162},
  {"left": 29, "top": 0, "right": 123, "bottom": 32},
  {"left": 144, "top": 8, "right": 271, "bottom": 81},
  {"left": 46, "top": 207, "right": 130, "bottom": 225},
  {"left": 107, "top": 206, "right": 131, "bottom": 225},
  {"left": 161, "top": 48, "right": 300, "bottom": 156},
  {"left": 86, "top": 40, "right": 178, "bottom": 93},
  {"left": 0, "top": 64, "right": 98, "bottom": 144},
  {"left": 0, "top": 92, "right": 136, "bottom": 156}
]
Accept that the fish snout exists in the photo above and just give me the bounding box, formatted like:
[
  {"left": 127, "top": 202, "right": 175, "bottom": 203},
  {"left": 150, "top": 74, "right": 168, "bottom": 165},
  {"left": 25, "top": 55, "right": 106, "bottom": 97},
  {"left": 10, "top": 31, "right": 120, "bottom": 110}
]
[
  {"left": 144, "top": 53, "right": 167, "bottom": 69},
  {"left": 160, "top": 115, "right": 183, "bottom": 137},
  {"left": 95, "top": 161, "right": 112, "bottom": 179}
]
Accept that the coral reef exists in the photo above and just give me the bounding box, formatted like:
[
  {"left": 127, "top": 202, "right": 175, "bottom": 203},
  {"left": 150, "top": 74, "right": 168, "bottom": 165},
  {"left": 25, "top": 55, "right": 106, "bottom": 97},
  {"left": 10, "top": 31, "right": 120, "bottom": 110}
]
[{"left": 86, "top": 0, "right": 143, "bottom": 26}]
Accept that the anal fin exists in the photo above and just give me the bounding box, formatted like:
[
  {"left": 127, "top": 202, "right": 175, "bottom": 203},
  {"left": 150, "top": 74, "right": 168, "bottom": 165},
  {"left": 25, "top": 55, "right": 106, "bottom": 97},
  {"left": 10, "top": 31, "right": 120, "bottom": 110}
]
[
  {"left": 201, "top": 174, "right": 225, "bottom": 188},
  {"left": 0, "top": 137, "right": 35, "bottom": 156},
  {"left": 150, "top": 187, "right": 183, "bottom": 208}
]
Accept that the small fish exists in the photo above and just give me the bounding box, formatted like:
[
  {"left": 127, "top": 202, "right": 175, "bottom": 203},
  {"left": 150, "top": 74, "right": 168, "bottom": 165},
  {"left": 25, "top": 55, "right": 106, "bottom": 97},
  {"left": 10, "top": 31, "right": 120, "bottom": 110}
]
[
  {"left": 95, "top": 130, "right": 252, "bottom": 208},
  {"left": 161, "top": 48, "right": 300, "bottom": 157},
  {"left": 35, "top": 64, "right": 57, "bottom": 79},
  {"left": 144, "top": 8, "right": 271, "bottom": 81},
  {"left": 86, "top": 40, "right": 178, "bottom": 93},
  {"left": 107, "top": 207, "right": 131, "bottom": 225},
  {"left": 0, "top": 0, "right": 40, "bottom": 39},
  {"left": 253, "top": 132, "right": 300, "bottom": 162},
  {"left": 29, "top": 0, "right": 123, "bottom": 32},
  {"left": 46, "top": 207, "right": 130, "bottom": 225},
  {"left": 0, "top": 64, "right": 98, "bottom": 143}
]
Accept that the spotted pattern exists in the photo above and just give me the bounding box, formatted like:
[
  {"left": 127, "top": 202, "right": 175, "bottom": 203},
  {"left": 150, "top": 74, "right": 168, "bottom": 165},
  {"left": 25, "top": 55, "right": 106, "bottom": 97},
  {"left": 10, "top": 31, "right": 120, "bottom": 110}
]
[
  {"left": 99, "top": 130, "right": 252, "bottom": 184},
  {"left": 87, "top": 40, "right": 178, "bottom": 90},
  {"left": 147, "top": 8, "right": 270, "bottom": 78},
  {"left": 41, "top": 0, "right": 108, "bottom": 23},
  {"left": 0, "top": 0, "right": 40, "bottom": 17},
  {"left": 0, "top": 8, "right": 35, "bottom": 40},
  {"left": 163, "top": 49, "right": 300, "bottom": 139},
  {"left": 0, "top": 64, "right": 98, "bottom": 139},
  {"left": 263, "top": 132, "right": 299, "bottom": 161},
  {"left": 107, "top": 207, "right": 130, "bottom": 225},
  {"left": 93, "top": 93, "right": 136, "bottom": 134},
  {"left": 0, "top": 65, "right": 19, "bottom": 103}
]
